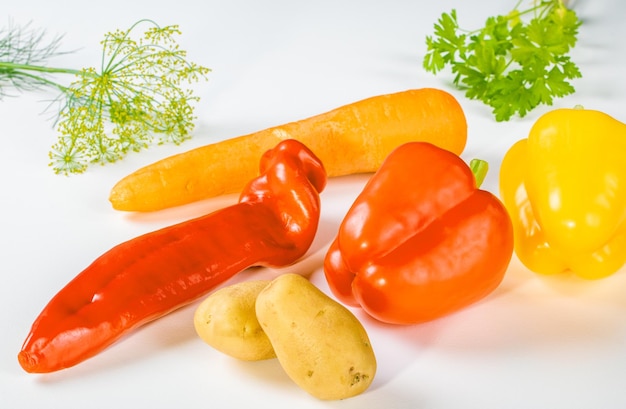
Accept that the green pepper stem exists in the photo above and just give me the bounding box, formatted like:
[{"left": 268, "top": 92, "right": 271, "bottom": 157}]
[{"left": 469, "top": 159, "right": 489, "bottom": 188}]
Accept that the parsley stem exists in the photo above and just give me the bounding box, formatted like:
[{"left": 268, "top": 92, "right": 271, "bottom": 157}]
[{"left": 463, "top": 1, "right": 554, "bottom": 36}]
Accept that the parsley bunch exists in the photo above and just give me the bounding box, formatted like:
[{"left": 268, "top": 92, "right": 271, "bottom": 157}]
[
  {"left": 423, "top": 0, "right": 582, "bottom": 121},
  {"left": 1, "top": 19, "right": 210, "bottom": 174}
]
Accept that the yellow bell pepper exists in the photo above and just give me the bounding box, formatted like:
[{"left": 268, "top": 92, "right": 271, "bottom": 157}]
[{"left": 500, "top": 107, "right": 626, "bottom": 279}]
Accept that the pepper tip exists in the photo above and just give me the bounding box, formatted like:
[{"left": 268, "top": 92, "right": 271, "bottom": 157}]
[{"left": 18, "top": 350, "right": 39, "bottom": 373}]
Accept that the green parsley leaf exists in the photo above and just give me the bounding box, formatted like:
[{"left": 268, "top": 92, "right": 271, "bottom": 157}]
[{"left": 423, "top": 0, "right": 582, "bottom": 121}]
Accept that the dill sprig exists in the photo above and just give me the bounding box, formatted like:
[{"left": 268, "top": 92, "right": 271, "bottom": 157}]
[
  {"left": 0, "top": 21, "right": 73, "bottom": 97},
  {"left": 0, "top": 19, "right": 211, "bottom": 174}
]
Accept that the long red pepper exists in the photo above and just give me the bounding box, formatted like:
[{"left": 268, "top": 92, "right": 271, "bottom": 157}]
[{"left": 18, "top": 139, "right": 327, "bottom": 373}]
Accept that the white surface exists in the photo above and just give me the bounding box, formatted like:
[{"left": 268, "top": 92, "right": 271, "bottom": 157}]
[{"left": 2, "top": 1, "right": 626, "bottom": 408}]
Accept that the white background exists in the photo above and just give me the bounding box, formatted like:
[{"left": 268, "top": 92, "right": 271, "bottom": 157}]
[{"left": 2, "top": 1, "right": 626, "bottom": 408}]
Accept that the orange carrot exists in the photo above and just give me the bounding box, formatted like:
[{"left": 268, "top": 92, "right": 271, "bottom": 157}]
[{"left": 109, "top": 88, "right": 467, "bottom": 212}]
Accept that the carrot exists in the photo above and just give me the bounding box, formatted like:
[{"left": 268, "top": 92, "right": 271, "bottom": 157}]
[{"left": 109, "top": 88, "right": 467, "bottom": 212}]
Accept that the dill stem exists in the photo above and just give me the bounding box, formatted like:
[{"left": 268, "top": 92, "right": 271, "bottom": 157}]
[
  {"left": 0, "top": 61, "right": 83, "bottom": 76},
  {"left": 0, "top": 60, "right": 98, "bottom": 95}
]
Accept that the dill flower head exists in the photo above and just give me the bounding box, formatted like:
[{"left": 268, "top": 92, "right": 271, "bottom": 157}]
[{"left": 48, "top": 19, "right": 210, "bottom": 174}]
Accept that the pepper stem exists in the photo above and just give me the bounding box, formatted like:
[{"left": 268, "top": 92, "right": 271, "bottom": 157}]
[{"left": 469, "top": 159, "right": 488, "bottom": 188}]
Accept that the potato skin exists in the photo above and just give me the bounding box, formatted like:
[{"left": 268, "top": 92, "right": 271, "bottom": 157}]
[
  {"left": 255, "top": 273, "right": 376, "bottom": 400},
  {"left": 194, "top": 280, "right": 275, "bottom": 361}
]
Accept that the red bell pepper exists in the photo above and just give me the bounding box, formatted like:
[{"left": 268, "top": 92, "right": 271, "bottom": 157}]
[
  {"left": 18, "top": 139, "right": 326, "bottom": 373},
  {"left": 324, "top": 142, "right": 513, "bottom": 325}
]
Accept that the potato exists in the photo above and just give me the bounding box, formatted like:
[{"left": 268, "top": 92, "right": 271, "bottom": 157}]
[
  {"left": 194, "top": 280, "right": 275, "bottom": 361},
  {"left": 255, "top": 273, "right": 376, "bottom": 400}
]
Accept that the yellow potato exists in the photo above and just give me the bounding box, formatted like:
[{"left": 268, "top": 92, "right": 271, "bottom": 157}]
[
  {"left": 255, "top": 273, "right": 376, "bottom": 400},
  {"left": 194, "top": 280, "right": 275, "bottom": 361}
]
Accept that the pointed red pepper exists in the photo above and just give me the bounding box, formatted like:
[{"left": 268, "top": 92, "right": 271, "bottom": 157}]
[
  {"left": 324, "top": 142, "right": 513, "bottom": 325},
  {"left": 19, "top": 139, "right": 326, "bottom": 373}
]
